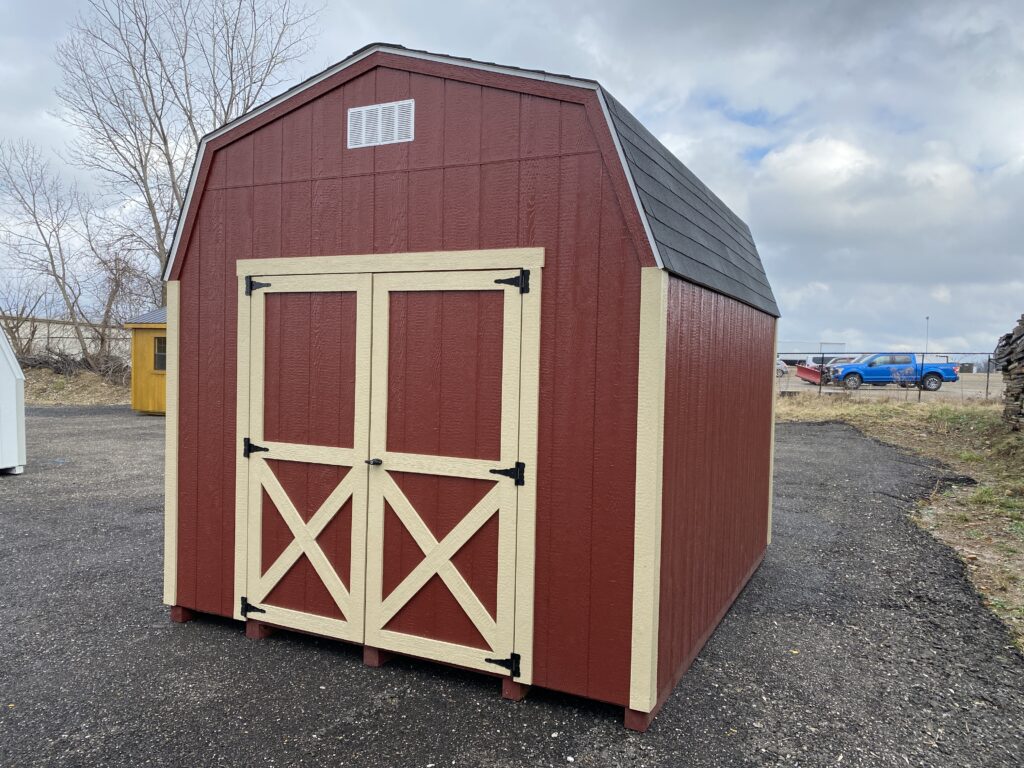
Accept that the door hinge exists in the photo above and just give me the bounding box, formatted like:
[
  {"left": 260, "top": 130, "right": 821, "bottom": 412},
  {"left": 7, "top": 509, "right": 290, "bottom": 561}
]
[
  {"left": 240, "top": 596, "right": 266, "bottom": 617},
  {"left": 494, "top": 269, "right": 530, "bottom": 294},
  {"left": 245, "top": 276, "right": 272, "bottom": 296},
  {"left": 485, "top": 652, "right": 521, "bottom": 678},
  {"left": 489, "top": 461, "right": 525, "bottom": 486},
  {"left": 243, "top": 438, "right": 270, "bottom": 458}
]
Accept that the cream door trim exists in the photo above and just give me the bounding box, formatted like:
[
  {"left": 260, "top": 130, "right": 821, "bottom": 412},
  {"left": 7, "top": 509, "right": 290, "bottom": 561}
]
[{"left": 236, "top": 248, "right": 544, "bottom": 277}]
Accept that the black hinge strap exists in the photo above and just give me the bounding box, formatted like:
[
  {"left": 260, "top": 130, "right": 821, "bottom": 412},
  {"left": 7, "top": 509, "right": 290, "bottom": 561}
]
[
  {"left": 494, "top": 269, "right": 530, "bottom": 294},
  {"left": 240, "top": 596, "right": 266, "bottom": 617},
  {"left": 484, "top": 652, "right": 521, "bottom": 678},
  {"left": 489, "top": 461, "right": 525, "bottom": 486},
  {"left": 245, "top": 276, "right": 272, "bottom": 296},
  {"left": 243, "top": 438, "right": 270, "bottom": 458}
]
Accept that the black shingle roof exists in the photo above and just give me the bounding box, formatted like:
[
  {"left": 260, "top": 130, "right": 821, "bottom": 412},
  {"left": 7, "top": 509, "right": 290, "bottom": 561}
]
[{"left": 603, "top": 91, "right": 780, "bottom": 317}]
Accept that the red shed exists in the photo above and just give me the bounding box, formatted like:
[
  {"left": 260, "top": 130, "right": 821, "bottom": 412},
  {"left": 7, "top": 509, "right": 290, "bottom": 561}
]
[{"left": 161, "top": 44, "right": 780, "bottom": 731}]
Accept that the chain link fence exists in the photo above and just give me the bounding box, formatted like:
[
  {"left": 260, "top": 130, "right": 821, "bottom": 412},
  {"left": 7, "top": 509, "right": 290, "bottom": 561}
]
[{"left": 776, "top": 351, "right": 1003, "bottom": 402}]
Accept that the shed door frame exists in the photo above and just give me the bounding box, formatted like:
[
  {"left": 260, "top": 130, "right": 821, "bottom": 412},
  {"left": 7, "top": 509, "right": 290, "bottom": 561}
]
[{"left": 233, "top": 248, "right": 543, "bottom": 685}]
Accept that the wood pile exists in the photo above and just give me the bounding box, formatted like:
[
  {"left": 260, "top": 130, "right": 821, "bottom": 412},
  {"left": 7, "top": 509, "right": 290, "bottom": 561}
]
[{"left": 994, "top": 314, "right": 1024, "bottom": 430}]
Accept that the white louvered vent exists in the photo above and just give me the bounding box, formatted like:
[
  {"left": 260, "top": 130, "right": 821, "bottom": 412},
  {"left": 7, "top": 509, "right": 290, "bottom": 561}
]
[{"left": 347, "top": 99, "right": 415, "bottom": 149}]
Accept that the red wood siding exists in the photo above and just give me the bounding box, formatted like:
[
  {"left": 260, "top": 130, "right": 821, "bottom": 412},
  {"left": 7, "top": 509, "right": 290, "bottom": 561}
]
[
  {"left": 656, "top": 278, "right": 775, "bottom": 702},
  {"left": 173, "top": 57, "right": 651, "bottom": 706}
]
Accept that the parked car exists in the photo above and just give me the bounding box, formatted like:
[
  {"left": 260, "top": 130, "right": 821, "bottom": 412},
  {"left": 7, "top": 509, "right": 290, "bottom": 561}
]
[
  {"left": 829, "top": 353, "right": 960, "bottom": 391},
  {"left": 776, "top": 359, "right": 789, "bottom": 377}
]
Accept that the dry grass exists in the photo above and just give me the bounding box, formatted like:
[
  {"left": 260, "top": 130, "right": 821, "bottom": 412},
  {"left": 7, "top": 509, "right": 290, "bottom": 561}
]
[
  {"left": 778, "top": 393, "right": 1024, "bottom": 648},
  {"left": 23, "top": 367, "right": 130, "bottom": 406}
]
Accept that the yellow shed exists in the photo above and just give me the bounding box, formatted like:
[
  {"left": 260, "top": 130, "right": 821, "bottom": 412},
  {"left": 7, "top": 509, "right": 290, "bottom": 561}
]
[{"left": 124, "top": 307, "right": 167, "bottom": 415}]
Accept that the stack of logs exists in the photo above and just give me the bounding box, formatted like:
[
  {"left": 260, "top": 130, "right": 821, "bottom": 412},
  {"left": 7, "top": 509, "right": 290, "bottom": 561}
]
[{"left": 994, "top": 313, "right": 1024, "bottom": 430}]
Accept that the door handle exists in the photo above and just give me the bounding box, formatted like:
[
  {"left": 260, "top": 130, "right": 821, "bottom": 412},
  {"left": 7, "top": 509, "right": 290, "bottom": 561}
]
[{"left": 365, "top": 458, "right": 383, "bottom": 466}]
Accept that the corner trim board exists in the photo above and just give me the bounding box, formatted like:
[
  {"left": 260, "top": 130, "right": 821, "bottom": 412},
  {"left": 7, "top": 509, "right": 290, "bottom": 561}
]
[
  {"left": 768, "top": 321, "right": 778, "bottom": 545},
  {"left": 628, "top": 267, "right": 669, "bottom": 712},
  {"left": 162, "top": 281, "right": 180, "bottom": 606},
  {"left": 232, "top": 276, "right": 252, "bottom": 620}
]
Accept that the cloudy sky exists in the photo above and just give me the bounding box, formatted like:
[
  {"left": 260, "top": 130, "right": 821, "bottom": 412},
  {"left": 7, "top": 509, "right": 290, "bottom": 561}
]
[{"left": 2, "top": 0, "right": 1022, "bottom": 352}]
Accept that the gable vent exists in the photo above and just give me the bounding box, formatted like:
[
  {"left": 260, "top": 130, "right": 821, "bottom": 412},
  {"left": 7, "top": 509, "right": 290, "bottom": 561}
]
[{"left": 348, "top": 99, "right": 415, "bottom": 149}]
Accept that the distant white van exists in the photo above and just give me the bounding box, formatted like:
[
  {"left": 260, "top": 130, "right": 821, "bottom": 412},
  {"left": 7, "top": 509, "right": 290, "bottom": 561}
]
[{"left": 0, "top": 330, "right": 26, "bottom": 475}]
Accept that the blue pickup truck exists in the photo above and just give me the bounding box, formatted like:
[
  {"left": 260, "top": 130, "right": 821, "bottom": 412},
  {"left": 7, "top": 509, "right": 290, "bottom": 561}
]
[{"left": 829, "top": 353, "right": 960, "bottom": 391}]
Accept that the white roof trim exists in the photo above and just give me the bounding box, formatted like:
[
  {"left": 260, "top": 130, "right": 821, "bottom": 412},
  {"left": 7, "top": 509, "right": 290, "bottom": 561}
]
[
  {"left": 595, "top": 89, "right": 663, "bottom": 272},
  {"left": 163, "top": 44, "right": 661, "bottom": 280}
]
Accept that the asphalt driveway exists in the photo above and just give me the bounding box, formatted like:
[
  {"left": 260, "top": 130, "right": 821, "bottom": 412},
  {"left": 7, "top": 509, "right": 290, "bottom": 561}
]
[{"left": 1, "top": 407, "right": 1022, "bottom": 766}]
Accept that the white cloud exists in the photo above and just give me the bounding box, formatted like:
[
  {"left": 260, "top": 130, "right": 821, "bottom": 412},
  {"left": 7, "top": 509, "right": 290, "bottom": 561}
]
[{"left": 2, "top": 0, "right": 1022, "bottom": 350}]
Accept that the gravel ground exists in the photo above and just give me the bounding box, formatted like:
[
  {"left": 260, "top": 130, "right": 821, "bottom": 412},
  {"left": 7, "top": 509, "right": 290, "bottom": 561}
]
[{"left": 1, "top": 408, "right": 1023, "bottom": 767}]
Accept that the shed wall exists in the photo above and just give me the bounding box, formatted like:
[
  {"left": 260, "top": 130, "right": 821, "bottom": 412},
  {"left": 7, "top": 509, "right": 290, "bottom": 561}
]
[
  {"left": 173, "top": 61, "right": 649, "bottom": 705},
  {"left": 0, "top": 330, "right": 26, "bottom": 472},
  {"left": 656, "top": 277, "right": 775, "bottom": 700},
  {"left": 129, "top": 327, "right": 167, "bottom": 414}
]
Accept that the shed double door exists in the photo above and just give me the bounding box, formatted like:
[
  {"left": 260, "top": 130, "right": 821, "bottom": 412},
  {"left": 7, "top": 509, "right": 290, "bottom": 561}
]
[{"left": 238, "top": 268, "right": 533, "bottom": 679}]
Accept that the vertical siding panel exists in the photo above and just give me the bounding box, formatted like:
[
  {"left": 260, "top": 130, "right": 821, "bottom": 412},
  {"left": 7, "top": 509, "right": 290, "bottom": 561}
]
[
  {"left": 374, "top": 68, "right": 411, "bottom": 173},
  {"left": 341, "top": 176, "right": 374, "bottom": 252},
  {"left": 253, "top": 120, "right": 283, "bottom": 185},
  {"left": 223, "top": 136, "right": 255, "bottom": 188},
  {"left": 312, "top": 88, "right": 345, "bottom": 179},
  {"left": 312, "top": 178, "right": 345, "bottom": 255},
  {"left": 206, "top": 152, "right": 226, "bottom": 189},
  {"left": 517, "top": 155, "right": 561, "bottom": 689},
  {"left": 478, "top": 161, "right": 518, "bottom": 249},
  {"left": 409, "top": 73, "right": 444, "bottom": 170},
  {"left": 342, "top": 70, "right": 377, "bottom": 177},
  {"left": 587, "top": 169, "right": 640, "bottom": 703},
  {"left": 540, "top": 152, "right": 602, "bottom": 697},
  {"left": 520, "top": 95, "right": 561, "bottom": 157},
  {"left": 253, "top": 185, "right": 282, "bottom": 259},
  {"left": 560, "top": 103, "right": 598, "bottom": 154},
  {"left": 281, "top": 181, "right": 312, "bottom": 257},
  {"left": 281, "top": 104, "right": 313, "bottom": 182},
  {"left": 408, "top": 169, "right": 444, "bottom": 251},
  {"left": 374, "top": 172, "right": 409, "bottom": 253},
  {"left": 222, "top": 186, "right": 250, "bottom": 614},
  {"left": 481, "top": 88, "right": 520, "bottom": 163},
  {"left": 443, "top": 80, "right": 482, "bottom": 166},
  {"left": 176, "top": 239, "right": 201, "bottom": 608},
  {"left": 442, "top": 165, "right": 480, "bottom": 249},
  {"left": 195, "top": 189, "right": 225, "bottom": 614}
]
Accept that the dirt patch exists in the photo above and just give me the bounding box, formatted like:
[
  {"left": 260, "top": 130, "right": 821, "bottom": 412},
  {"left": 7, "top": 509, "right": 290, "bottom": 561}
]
[
  {"left": 22, "top": 367, "right": 130, "bottom": 406},
  {"left": 777, "top": 393, "right": 1024, "bottom": 649}
]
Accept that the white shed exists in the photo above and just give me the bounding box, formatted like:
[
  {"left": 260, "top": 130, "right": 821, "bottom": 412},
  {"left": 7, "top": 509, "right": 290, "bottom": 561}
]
[{"left": 0, "top": 330, "right": 26, "bottom": 475}]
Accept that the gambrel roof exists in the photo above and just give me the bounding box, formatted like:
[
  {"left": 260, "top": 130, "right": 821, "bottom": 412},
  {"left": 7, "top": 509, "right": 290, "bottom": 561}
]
[{"left": 164, "top": 43, "right": 779, "bottom": 317}]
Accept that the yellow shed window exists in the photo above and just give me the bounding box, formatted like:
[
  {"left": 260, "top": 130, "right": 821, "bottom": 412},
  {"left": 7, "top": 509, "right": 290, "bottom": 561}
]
[{"left": 154, "top": 337, "right": 167, "bottom": 371}]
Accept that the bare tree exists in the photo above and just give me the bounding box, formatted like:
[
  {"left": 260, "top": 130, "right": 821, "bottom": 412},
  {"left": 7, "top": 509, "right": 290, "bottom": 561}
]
[
  {"left": 0, "top": 140, "right": 140, "bottom": 367},
  {"left": 54, "top": 0, "right": 321, "bottom": 283},
  {"left": 0, "top": 270, "right": 50, "bottom": 357}
]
